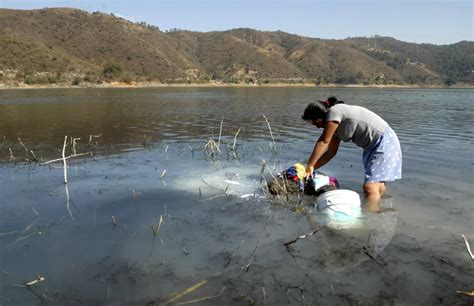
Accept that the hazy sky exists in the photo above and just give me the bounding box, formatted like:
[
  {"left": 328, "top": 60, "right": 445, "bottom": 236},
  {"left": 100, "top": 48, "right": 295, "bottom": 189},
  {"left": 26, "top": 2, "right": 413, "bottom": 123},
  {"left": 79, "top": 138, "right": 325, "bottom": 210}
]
[{"left": 1, "top": 0, "right": 472, "bottom": 45}]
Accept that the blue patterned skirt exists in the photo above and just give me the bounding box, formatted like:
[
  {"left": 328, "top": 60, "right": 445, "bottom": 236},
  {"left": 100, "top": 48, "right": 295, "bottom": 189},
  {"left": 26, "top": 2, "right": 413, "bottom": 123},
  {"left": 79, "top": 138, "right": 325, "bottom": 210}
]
[{"left": 362, "top": 127, "right": 402, "bottom": 183}]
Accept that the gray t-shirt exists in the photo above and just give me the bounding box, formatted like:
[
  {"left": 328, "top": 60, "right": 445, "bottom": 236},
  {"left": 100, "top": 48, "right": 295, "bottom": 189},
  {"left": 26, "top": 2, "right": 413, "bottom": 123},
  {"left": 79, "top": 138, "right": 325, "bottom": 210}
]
[{"left": 326, "top": 104, "right": 388, "bottom": 149}]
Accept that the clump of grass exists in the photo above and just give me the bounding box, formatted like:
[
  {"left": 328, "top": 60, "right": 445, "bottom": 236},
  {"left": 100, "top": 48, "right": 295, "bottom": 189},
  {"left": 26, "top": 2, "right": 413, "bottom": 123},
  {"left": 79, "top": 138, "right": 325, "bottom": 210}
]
[
  {"left": 260, "top": 160, "right": 302, "bottom": 205},
  {"left": 204, "top": 138, "right": 221, "bottom": 158},
  {"left": 204, "top": 117, "right": 224, "bottom": 159},
  {"left": 6, "top": 138, "right": 40, "bottom": 164}
]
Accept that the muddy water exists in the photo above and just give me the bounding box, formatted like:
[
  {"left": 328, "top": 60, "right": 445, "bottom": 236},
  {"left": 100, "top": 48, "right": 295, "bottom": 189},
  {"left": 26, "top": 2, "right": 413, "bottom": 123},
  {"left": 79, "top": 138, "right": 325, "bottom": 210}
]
[{"left": 0, "top": 88, "right": 473, "bottom": 305}]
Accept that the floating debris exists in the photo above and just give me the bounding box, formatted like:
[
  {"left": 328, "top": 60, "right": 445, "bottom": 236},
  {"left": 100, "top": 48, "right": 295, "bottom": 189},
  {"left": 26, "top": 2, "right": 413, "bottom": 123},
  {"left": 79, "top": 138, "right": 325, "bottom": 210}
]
[{"left": 25, "top": 276, "right": 45, "bottom": 287}]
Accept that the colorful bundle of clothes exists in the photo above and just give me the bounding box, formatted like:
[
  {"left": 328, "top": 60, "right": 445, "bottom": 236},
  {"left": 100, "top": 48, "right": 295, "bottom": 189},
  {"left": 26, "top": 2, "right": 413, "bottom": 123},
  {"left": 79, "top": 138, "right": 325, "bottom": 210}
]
[
  {"left": 278, "top": 163, "right": 307, "bottom": 191},
  {"left": 276, "top": 163, "right": 339, "bottom": 195}
]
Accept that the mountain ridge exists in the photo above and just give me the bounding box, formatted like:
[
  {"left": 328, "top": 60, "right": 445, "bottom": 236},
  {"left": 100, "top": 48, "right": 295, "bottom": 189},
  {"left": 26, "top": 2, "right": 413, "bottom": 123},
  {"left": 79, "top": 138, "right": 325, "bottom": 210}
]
[{"left": 0, "top": 8, "right": 472, "bottom": 86}]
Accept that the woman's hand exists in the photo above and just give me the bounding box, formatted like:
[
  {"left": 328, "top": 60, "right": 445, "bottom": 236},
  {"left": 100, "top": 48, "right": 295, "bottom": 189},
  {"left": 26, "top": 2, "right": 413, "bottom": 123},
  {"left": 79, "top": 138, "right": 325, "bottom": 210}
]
[{"left": 305, "top": 165, "right": 314, "bottom": 180}]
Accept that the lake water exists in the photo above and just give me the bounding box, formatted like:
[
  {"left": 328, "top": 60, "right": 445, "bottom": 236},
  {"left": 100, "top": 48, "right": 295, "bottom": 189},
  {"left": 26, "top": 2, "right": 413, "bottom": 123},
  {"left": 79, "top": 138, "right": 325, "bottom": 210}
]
[{"left": 0, "top": 87, "right": 473, "bottom": 305}]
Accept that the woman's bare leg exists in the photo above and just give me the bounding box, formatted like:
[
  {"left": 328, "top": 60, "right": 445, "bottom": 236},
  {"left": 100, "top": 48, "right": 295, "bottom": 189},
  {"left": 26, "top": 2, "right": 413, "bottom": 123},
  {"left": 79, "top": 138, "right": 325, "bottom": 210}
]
[
  {"left": 363, "top": 182, "right": 383, "bottom": 212},
  {"left": 379, "top": 182, "right": 386, "bottom": 197}
]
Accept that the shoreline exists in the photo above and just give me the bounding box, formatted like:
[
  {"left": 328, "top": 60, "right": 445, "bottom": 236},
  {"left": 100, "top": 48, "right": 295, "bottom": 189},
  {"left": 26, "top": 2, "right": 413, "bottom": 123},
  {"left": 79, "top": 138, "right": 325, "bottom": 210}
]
[{"left": 0, "top": 81, "right": 472, "bottom": 90}]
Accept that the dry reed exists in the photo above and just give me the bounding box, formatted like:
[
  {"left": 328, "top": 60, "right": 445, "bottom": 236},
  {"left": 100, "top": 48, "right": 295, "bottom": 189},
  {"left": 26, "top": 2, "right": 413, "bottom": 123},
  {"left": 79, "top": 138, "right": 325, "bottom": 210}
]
[{"left": 262, "top": 114, "right": 277, "bottom": 154}]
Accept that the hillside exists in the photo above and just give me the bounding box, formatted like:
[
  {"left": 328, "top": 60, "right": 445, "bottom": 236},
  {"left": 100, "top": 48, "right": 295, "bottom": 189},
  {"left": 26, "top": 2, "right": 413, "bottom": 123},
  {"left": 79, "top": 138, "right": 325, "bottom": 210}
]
[{"left": 0, "top": 8, "right": 472, "bottom": 86}]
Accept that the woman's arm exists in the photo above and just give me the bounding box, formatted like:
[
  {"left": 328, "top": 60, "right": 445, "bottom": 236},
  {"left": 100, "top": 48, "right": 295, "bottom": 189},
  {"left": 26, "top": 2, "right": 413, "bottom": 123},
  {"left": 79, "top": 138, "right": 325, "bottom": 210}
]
[
  {"left": 306, "top": 121, "right": 339, "bottom": 177},
  {"left": 313, "top": 136, "right": 341, "bottom": 169}
]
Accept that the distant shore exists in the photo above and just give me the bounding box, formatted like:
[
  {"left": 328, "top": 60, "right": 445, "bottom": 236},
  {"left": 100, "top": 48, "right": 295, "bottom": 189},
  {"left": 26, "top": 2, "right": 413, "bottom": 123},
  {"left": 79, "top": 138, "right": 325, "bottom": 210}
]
[{"left": 0, "top": 81, "right": 472, "bottom": 90}]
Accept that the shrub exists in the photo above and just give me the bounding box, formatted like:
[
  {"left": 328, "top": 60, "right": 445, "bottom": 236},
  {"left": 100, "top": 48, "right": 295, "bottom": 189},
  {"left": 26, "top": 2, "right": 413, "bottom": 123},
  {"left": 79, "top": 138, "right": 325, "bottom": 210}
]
[
  {"left": 444, "top": 78, "right": 456, "bottom": 86},
  {"left": 121, "top": 72, "right": 135, "bottom": 84},
  {"left": 72, "top": 76, "right": 81, "bottom": 86},
  {"left": 103, "top": 62, "right": 122, "bottom": 79},
  {"left": 47, "top": 75, "right": 58, "bottom": 84},
  {"left": 84, "top": 72, "right": 97, "bottom": 83},
  {"left": 24, "top": 74, "right": 48, "bottom": 84}
]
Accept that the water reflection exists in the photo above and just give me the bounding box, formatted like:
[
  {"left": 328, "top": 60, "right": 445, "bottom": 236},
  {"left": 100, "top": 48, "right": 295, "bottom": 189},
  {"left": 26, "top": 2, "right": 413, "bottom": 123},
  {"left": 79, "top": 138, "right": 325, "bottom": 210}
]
[
  {"left": 2, "top": 88, "right": 471, "bottom": 158},
  {"left": 307, "top": 193, "right": 398, "bottom": 255}
]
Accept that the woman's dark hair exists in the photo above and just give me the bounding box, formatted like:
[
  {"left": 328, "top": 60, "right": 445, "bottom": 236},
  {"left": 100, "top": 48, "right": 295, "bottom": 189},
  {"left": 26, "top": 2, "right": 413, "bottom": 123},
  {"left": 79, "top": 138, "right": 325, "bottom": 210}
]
[{"left": 301, "top": 96, "right": 344, "bottom": 121}]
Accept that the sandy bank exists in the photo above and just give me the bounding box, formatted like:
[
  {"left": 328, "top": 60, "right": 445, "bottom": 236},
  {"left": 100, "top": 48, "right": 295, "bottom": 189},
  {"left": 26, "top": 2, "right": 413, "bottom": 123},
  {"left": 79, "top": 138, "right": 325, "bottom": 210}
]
[{"left": 0, "top": 81, "right": 472, "bottom": 90}]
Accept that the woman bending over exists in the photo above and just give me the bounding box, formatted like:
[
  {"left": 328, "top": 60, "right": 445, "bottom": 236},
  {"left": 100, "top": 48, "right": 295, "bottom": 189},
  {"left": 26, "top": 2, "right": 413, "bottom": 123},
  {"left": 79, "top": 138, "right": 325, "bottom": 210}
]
[{"left": 302, "top": 97, "right": 402, "bottom": 211}]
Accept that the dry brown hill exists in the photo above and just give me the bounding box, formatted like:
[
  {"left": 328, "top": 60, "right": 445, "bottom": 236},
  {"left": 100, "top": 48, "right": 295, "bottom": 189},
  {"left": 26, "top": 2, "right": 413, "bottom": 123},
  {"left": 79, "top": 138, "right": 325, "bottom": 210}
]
[
  {"left": 0, "top": 8, "right": 472, "bottom": 86},
  {"left": 0, "top": 8, "right": 200, "bottom": 84}
]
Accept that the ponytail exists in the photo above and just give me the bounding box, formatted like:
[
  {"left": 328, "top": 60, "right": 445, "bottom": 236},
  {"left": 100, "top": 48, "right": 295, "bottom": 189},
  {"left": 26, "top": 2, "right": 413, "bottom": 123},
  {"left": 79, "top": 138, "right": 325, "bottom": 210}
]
[
  {"left": 302, "top": 97, "right": 344, "bottom": 121},
  {"left": 322, "top": 96, "right": 344, "bottom": 108}
]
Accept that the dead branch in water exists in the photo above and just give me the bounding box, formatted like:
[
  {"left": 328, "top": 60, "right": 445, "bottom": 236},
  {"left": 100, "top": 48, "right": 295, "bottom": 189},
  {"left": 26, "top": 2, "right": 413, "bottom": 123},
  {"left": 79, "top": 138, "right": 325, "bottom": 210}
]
[
  {"left": 6, "top": 233, "right": 37, "bottom": 247},
  {"left": 8, "top": 209, "right": 41, "bottom": 247},
  {"left": 217, "top": 116, "right": 223, "bottom": 148},
  {"left": 283, "top": 228, "right": 321, "bottom": 246},
  {"left": 152, "top": 215, "right": 164, "bottom": 237},
  {"left": 0, "top": 230, "right": 21, "bottom": 237},
  {"left": 147, "top": 215, "right": 165, "bottom": 259},
  {"left": 175, "top": 286, "right": 226, "bottom": 305},
  {"left": 40, "top": 152, "right": 92, "bottom": 165},
  {"left": 456, "top": 290, "right": 474, "bottom": 297},
  {"left": 29, "top": 150, "right": 37, "bottom": 161},
  {"left": 132, "top": 189, "right": 140, "bottom": 205},
  {"left": 88, "top": 133, "right": 102, "bottom": 151},
  {"left": 262, "top": 114, "right": 276, "bottom": 153},
  {"left": 11, "top": 283, "right": 47, "bottom": 305},
  {"left": 18, "top": 138, "right": 28, "bottom": 156},
  {"left": 227, "top": 127, "right": 242, "bottom": 159},
  {"left": 223, "top": 238, "right": 246, "bottom": 269},
  {"left": 164, "top": 280, "right": 208, "bottom": 304},
  {"left": 71, "top": 137, "right": 81, "bottom": 155},
  {"left": 202, "top": 194, "right": 228, "bottom": 201},
  {"left": 65, "top": 184, "right": 74, "bottom": 220},
  {"left": 259, "top": 160, "right": 267, "bottom": 183},
  {"left": 18, "top": 138, "right": 31, "bottom": 161},
  {"left": 88, "top": 133, "right": 102, "bottom": 144},
  {"left": 199, "top": 178, "right": 230, "bottom": 200},
  {"left": 244, "top": 213, "right": 272, "bottom": 271},
  {"left": 462, "top": 234, "right": 474, "bottom": 260},
  {"left": 200, "top": 179, "right": 226, "bottom": 193},
  {"left": 362, "top": 246, "right": 390, "bottom": 272},
  {"left": 8, "top": 147, "right": 15, "bottom": 161},
  {"left": 232, "top": 128, "right": 241, "bottom": 151},
  {"left": 63, "top": 136, "right": 67, "bottom": 184},
  {"left": 25, "top": 276, "right": 45, "bottom": 287},
  {"left": 62, "top": 136, "right": 68, "bottom": 184},
  {"left": 260, "top": 176, "right": 270, "bottom": 197},
  {"left": 17, "top": 138, "right": 38, "bottom": 163}
]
